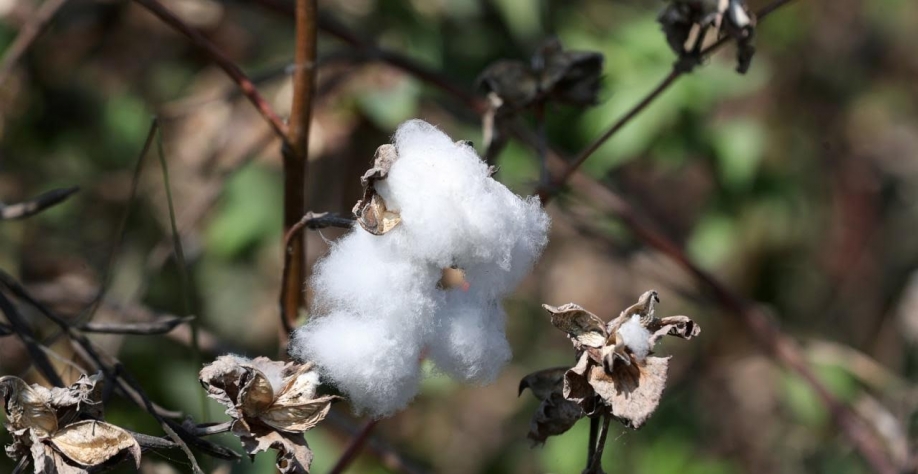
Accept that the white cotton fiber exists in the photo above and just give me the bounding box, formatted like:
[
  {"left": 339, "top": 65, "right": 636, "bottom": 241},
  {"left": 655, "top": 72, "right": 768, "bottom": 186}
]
[
  {"left": 290, "top": 119, "right": 549, "bottom": 417},
  {"left": 427, "top": 289, "right": 511, "bottom": 383},
  {"left": 617, "top": 315, "right": 653, "bottom": 361},
  {"left": 290, "top": 314, "right": 423, "bottom": 416}
]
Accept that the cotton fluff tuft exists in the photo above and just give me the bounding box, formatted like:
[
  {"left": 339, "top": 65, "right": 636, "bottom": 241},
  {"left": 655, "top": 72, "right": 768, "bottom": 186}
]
[
  {"left": 290, "top": 119, "right": 549, "bottom": 417},
  {"left": 617, "top": 315, "right": 653, "bottom": 361}
]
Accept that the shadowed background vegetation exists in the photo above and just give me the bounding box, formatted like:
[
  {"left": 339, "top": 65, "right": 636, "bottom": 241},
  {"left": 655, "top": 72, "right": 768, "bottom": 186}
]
[{"left": 1, "top": 0, "right": 917, "bottom": 472}]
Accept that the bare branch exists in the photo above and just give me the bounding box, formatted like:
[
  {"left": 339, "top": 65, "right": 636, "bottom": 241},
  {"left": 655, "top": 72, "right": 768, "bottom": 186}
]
[
  {"left": 79, "top": 316, "right": 194, "bottom": 335},
  {"left": 0, "top": 0, "right": 69, "bottom": 87},
  {"left": 280, "top": 0, "right": 319, "bottom": 334},
  {"left": 0, "top": 186, "right": 79, "bottom": 220},
  {"left": 133, "top": 0, "right": 288, "bottom": 140}
]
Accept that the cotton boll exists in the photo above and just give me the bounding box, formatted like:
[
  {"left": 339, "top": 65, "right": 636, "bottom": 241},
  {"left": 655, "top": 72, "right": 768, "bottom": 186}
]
[
  {"left": 310, "top": 229, "right": 441, "bottom": 330},
  {"left": 376, "top": 120, "right": 527, "bottom": 268},
  {"left": 291, "top": 314, "right": 422, "bottom": 417},
  {"left": 617, "top": 315, "right": 653, "bottom": 361},
  {"left": 428, "top": 290, "right": 511, "bottom": 384}
]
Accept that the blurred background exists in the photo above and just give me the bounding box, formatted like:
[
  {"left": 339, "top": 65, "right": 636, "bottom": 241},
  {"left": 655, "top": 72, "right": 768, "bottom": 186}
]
[{"left": 1, "top": 0, "right": 917, "bottom": 472}]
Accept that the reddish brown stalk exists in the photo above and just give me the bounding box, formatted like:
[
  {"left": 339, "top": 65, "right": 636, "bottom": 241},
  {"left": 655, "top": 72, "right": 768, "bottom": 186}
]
[
  {"left": 133, "top": 0, "right": 288, "bottom": 141},
  {"left": 0, "top": 0, "right": 68, "bottom": 87},
  {"left": 279, "top": 0, "right": 318, "bottom": 334},
  {"left": 328, "top": 419, "right": 380, "bottom": 474}
]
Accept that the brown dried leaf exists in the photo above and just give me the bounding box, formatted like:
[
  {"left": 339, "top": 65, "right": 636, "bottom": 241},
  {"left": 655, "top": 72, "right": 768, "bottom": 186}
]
[
  {"left": 527, "top": 393, "right": 584, "bottom": 445},
  {"left": 275, "top": 363, "right": 320, "bottom": 405},
  {"left": 476, "top": 60, "right": 539, "bottom": 110},
  {"left": 647, "top": 315, "right": 701, "bottom": 346},
  {"left": 199, "top": 355, "right": 250, "bottom": 419},
  {"left": 562, "top": 352, "right": 595, "bottom": 406},
  {"left": 589, "top": 357, "right": 670, "bottom": 429},
  {"left": 359, "top": 144, "right": 398, "bottom": 187},
  {"left": 31, "top": 440, "right": 87, "bottom": 474},
  {"left": 0, "top": 375, "right": 57, "bottom": 435},
  {"left": 543, "top": 303, "right": 607, "bottom": 349},
  {"left": 260, "top": 395, "right": 337, "bottom": 433},
  {"left": 234, "top": 421, "right": 313, "bottom": 474},
  {"left": 47, "top": 420, "right": 141, "bottom": 468},
  {"left": 48, "top": 373, "right": 104, "bottom": 427},
  {"left": 353, "top": 193, "right": 401, "bottom": 236},
  {"left": 519, "top": 367, "right": 568, "bottom": 401},
  {"left": 536, "top": 38, "right": 604, "bottom": 107}
]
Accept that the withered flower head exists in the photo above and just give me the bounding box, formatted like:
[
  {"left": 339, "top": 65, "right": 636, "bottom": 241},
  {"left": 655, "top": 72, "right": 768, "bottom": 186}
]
[
  {"left": 658, "top": 0, "right": 756, "bottom": 73},
  {"left": 477, "top": 37, "right": 604, "bottom": 112},
  {"left": 199, "top": 355, "right": 338, "bottom": 474},
  {"left": 521, "top": 291, "right": 700, "bottom": 441},
  {"left": 0, "top": 373, "right": 141, "bottom": 473}
]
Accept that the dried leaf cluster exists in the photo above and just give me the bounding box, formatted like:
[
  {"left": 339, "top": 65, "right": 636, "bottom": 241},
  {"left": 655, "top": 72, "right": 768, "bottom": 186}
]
[
  {"left": 199, "top": 355, "right": 337, "bottom": 474},
  {"left": 478, "top": 37, "right": 604, "bottom": 112},
  {"left": 659, "top": 0, "right": 757, "bottom": 73},
  {"left": 0, "top": 373, "right": 141, "bottom": 473},
  {"left": 521, "top": 291, "right": 700, "bottom": 445}
]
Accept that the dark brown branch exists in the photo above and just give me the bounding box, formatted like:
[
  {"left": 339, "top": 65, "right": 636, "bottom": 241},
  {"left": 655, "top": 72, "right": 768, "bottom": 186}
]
[
  {"left": 279, "top": 0, "right": 318, "bottom": 335},
  {"left": 133, "top": 0, "right": 288, "bottom": 141},
  {"left": 0, "top": 0, "right": 68, "bottom": 87},
  {"left": 0, "top": 186, "right": 79, "bottom": 220},
  {"left": 79, "top": 316, "right": 194, "bottom": 335},
  {"left": 328, "top": 419, "right": 380, "bottom": 474}
]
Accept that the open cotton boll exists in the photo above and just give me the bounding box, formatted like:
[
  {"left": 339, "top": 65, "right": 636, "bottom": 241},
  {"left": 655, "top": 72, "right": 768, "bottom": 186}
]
[
  {"left": 427, "top": 290, "right": 511, "bottom": 384},
  {"left": 617, "top": 315, "right": 653, "bottom": 361},
  {"left": 375, "top": 120, "right": 541, "bottom": 268},
  {"left": 290, "top": 314, "right": 423, "bottom": 417},
  {"left": 310, "top": 229, "right": 442, "bottom": 329}
]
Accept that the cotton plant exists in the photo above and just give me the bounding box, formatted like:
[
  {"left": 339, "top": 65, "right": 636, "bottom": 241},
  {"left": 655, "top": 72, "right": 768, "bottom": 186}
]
[
  {"left": 520, "top": 291, "right": 700, "bottom": 472},
  {"left": 290, "top": 119, "right": 550, "bottom": 417}
]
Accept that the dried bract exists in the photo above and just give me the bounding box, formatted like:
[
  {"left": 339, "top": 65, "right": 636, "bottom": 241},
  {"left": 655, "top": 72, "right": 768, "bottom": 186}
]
[
  {"left": 354, "top": 144, "right": 402, "bottom": 235},
  {"left": 199, "top": 355, "right": 337, "bottom": 474},
  {"left": 519, "top": 367, "right": 584, "bottom": 444},
  {"left": 0, "top": 373, "right": 141, "bottom": 473},
  {"left": 478, "top": 37, "right": 603, "bottom": 112},
  {"left": 525, "top": 290, "right": 700, "bottom": 443},
  {"left": 658, "top": 0, "right": 757, "bottom": 73}
]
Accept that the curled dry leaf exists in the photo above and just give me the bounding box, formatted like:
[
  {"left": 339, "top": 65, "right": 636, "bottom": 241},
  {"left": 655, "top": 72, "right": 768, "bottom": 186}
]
[
  {"left": 519, "top": 367, "right": 584, "bottom": 444},
  {"left": 542, "top": 303, "right": 607, "bottom": 349},
  {"left": 478, "top": 37, "right": 603, "bottom": 112},
  {"left": 528, "top": 291, "right": 700, "bottom": 437},
  {"left": 200, "top": 355, "right": 337, "bottom": 474},
  {"left": 354, "top": 144, "right": 402, "bottom": 235},
  {"left": 0, "top": 373, "right": 142, "bottom": 472},
  {"left": 48, "top": 420, "right": 141, "bottom": 469}
]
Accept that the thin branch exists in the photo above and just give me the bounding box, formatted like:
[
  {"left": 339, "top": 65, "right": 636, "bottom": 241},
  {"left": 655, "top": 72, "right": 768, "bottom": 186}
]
[
  {"left": 79, "top": 316, "right": 194, "bottom": 335},
  {"left": 328, "top": 419, "right": 380, "bottom": 474},
  {"left": 0, "top": 0, "right": 69, "bottom": 87},
  {"left": 279, "top": 211, "right": 353, "bottom": 333},
  {"left": 279, "top": 0, "right": 318, "bottom": 334},
  {"left": 133, "top": 0, "right": 288, "bottom": 140},
  {"left": 325, "top": 411, "right": 430, "bottom": 474},
  {"left": 0, "top": 186, "right": 79, "bottom": 220},
  {"left": 584, "top": 415, "right": 611, "bottom": 474},
  {"left": 586, "top": 416, "right": 598, "bottom": 469}
]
